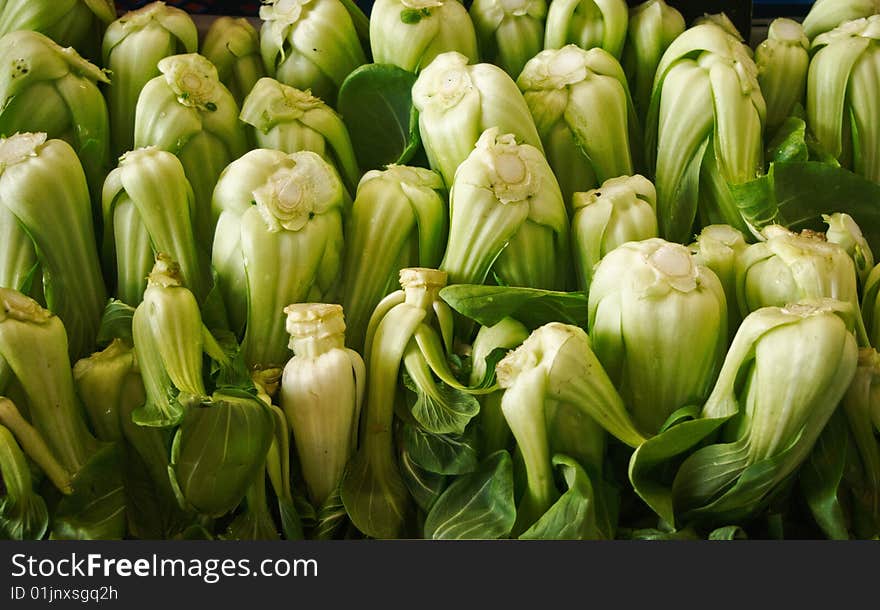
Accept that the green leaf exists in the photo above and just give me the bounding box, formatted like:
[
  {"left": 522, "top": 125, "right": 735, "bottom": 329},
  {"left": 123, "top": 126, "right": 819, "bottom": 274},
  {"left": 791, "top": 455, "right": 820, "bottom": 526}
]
[
  {"left": 765, "top": 116, "right": 809, "bottom": 164},
  {"left": 337, "top": 63, "right": 421, "bottom": 172},
  {"left": 52, "top": 443, "right": 127, "bottom": 540},
  {"left": 800, "top": 410, "right": 851, "bottom": 540},
  {"left": 96, "top": 299, "right": 136, "bottom": 346},
  {"left": 311, "top": 488, "right": 346, "bottom": 540},
  {"left": 402, "top": 369, "right": 480, "bottom": 435},
  {"left": 423, "top": 450, "right": 515, "bottom": 540},
  {"left": 628, "top": 415, "right": 730, "bottom": 527},
  {"left": 708, "top": 525, "right": 748, "bottom": 540},
  {"left": 399, "top": 445, "right": 448, "bottom": 513},
  {"left": 519, "top": 455, "right": 608, "bottom": 540},
  {"left": 672, "top": 439, "right": 751, "bottom": 516},
  {"left": 731, "top": 161, "right": 880, "bottom": 255},
  {"left": 439, "top": 285, "right": 589, "bottom": 330},
  {"left": 402, "top": 422, "right": 480, "bottom": 475}
]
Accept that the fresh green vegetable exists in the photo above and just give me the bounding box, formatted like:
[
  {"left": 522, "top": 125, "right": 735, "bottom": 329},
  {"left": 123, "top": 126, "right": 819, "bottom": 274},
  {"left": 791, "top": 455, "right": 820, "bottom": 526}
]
[
  {"left": 689, "top": 224, "right": 750, "bottom": 335},
  {"left": 0, "top": 132, "right": 106, "bottom": 360},
  {"left": 825, "top": 212, "right": 875, "bottom": 285},
  {"left": 342, "top": 164, "right": 447, "bottom": 351},
  {"left": 469, "top": 0, "right": 547, "bottom": 79},
  {"left": 169, "top": 389, "right": 275, "bottom": 518},
  {"left": 280, "top": 303, "right": 364, "bottom": 509},
  {"left": 496, "top": 322, "right": 641, "bottom": 532},
  {"left": 411, "top": 51, "right": 543, "bottom": 187},
  {"left": 517, "top": 44, "right": 640, "bottom": 207},
  {"left": 807, "top": 15, "right": 880, "bottom": 184},
  {"left": 239, "top": 77, "right": 361, "bottom": 194},
  {"left": 0, "top": 30, "right": 111, "bottom": 203},
  {"left": 802, "top": 0, "right": 880, "bottom": 40},
  {"left": 342, "top": 267, "right": 473, "bottom": 538},
  {"left": 439, "top": 127, "right": 569, "bottom": 291},
  {"left": 588, "top": 238, "right": 727, "bottom": 436},
  {"left": 0, "top": 0, "right": 116, "bottom": 62},
  {"left": 544, "top": 0, "right": 628, "bottom": 58},
  {"left": 211, "top": 149, "right": 345, "bottom": 370},
  {"left": 0, "top": 424, "right": 49, "bottom": 540},
  {"left": 259, "top": 0, "right": 366, "bottom": 105},
  {"left": 571, "top": 174, "right": 657, "bottom": 293},
  {"left": 201, "top": 16, "right": 266, "bottom": 107},
  {"left": 102, "top": 2, "right": 198, "bottom": 158},
  {"left": 131, "top": 255, "right": 225, "bottom": 427},
  {"left": 621, "top": 0, "right": 685, "bottom": 122},
  {"left": 736, "top": 225, "right": 861, "bottom": 325},
  {"left": 755, "top": 18, "right": 809, "bottom": 132},
  {"left": 646, "top": 21, "right": 766, "bottom": 242},
  {"left": 134, "top": 53, "right": 248, "bottom": 248},
  {"left": 101, "top": 146, "right": 209, "bottom": 307},
  {"left": 370, "top": 0, "right": 480, "bottom": 73}
]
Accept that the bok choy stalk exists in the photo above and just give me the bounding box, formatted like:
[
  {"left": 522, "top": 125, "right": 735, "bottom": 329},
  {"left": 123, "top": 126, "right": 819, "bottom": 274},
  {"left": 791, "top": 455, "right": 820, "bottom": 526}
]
[
  {"left": 440, "top": 127, "right": 569, "bottom": 291},
  {"left": 517, "top": 45, "right": 641, "bottom": 207},
  {"left": 858, "top": 261, "right": 880, "bottom": 348},
  {"left": 370, "top": 0, "right": 479, "bottom": 73},
  {"left": 571, "top": 174, "right": 658, "bottom": 293},
  {"left": 342, "top": 268, "right": 472, "bottom": 538},
  {"left": 211, "top": 149, "right": 345, "bottom": 371},
  {"left": 675, "top": 299, "right": 859, "bottom": 523},
  {"left": 838, "top": 348, "right": 880, "bottom": 534},
  {"left": 0, "top": 0, "right": 116, "bottom": 62},
  {"left": 73, "top": 338, "right": 194, "bottom": 538},
  {"left": 169, "top": 389, "right": 275, "bottom": 518},
  {"left": 0, "top": 288, "right": 98, "bottom": 485},
  {"left": 824, "top": 212, "right": 874, "bottom": 285},
  {"left": 496, "top": 322, "right": 644, "bottom": 533},
  {"left": 0, "top": 31, "right": 111, "bottom": 203},
  {"left": 469, "top": 0, "right": 547, "bottom": 79},
  {"left": 239, "top": 78, "right": 360, "bottom": 194},
  {"left": 202, "top": 16, "right": 266, "bottom": 107},
  {"left": 754, "top": 18, "right": 810, "bottom": 132},
  {"left": 802, "top": 0, "right": 880, "bottom": 40},
  {"left": 101, "top": 147, "right": 210, "bottom": 307},
  {"left": 589, "top": 238, "right": 728, "bottom": 436},
  {"left": 736, "top": 226, "right": 861, "bottom": 326},
  {"left": 102, "top": 2, "right": 198, "bottom": 158},
  {"left": 341, "top": 165, "right": 447, "bottom": 351},
  {"left": 411, "top": 51, "right": 543, "bottom": 187},
  {"left": 280, "top": 304, "right": 364, "bottom": 509},
  {"left": 646, "top": 21, "right": 766, "bottom": 243},
  {"left": 468, "top": 317, "right": 529, "bottom": 454},
  {"left": 0, "top": 133, "right": 106, "bottom": 360},
  {"left": 259, "top": 0, "right": 366, "bottom": 105},
  {"left": 689, "top": 224, "right": 749, "bottom": 336},
  {"left": 131, "top": 255, "right": 226, "bottom": 428},
  {"left": 544, "top": 0, "right": 629, "bottom": 59},
  {"left": 134, "top": 53, "right": 248, "bottom": 248},
  {"left": 621, "top": 0, "right": 685, "bottom": 122},
  {"left": 0, "top": 203, "right": 37, "bottom": 296},
  {"left": 0, "top": 424, "right": 49, "bottom": 540},
  {"left": 807, "top": 15, "right": 880, "bottom": 184}
]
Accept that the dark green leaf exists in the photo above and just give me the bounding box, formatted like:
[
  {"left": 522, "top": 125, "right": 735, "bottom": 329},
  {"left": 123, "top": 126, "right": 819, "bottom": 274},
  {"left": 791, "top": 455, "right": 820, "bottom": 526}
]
[
  {"left": 423, "top": 450, "right": 515, "bottom": 540},
  {"left": 52, "top": 444, "right": 127, "bottom": 540},
  {"left": 0, "top": 494, "right": 48, "bottom": 540},
  {"left": 672, "top": 439, "right": 751, "bottom": 515},
  {"left": 628, "top": 415, "right": 730, "bottom": 527},
  {"left": 731, "top": 161, "right": 880, "bottom": 255},
  {"left": 96, "top": 299, "right": 135, "bottom": 346},
  {"left": 800, "top": 410, "right": 851, "bottom": 540},
  {"left": 519, "top": 455, "right": 607, "bottom": 540},
  {"left": 311, "top": 488, "right": 345, "bottom": 540},
  {"left": 439, "top": 285, "right": 589, "bottom": 330},
  {"left": 765, "top": 117, "right": 809, "bottom": 164},
  {"left": 337, "top": 64, "right": 420, "bottom": 172},
  {"left": 399, "top": 445, "right": 447, "bottom": 513},
  {"left": 402, "top": 422, "right": 480, "bottom": 475}
]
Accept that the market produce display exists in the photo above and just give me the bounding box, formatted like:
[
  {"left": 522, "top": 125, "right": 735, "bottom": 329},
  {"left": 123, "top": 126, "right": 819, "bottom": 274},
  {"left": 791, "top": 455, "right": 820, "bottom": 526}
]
[{"left": 1, "top": 0, "right": 880, "bottom": 541}]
